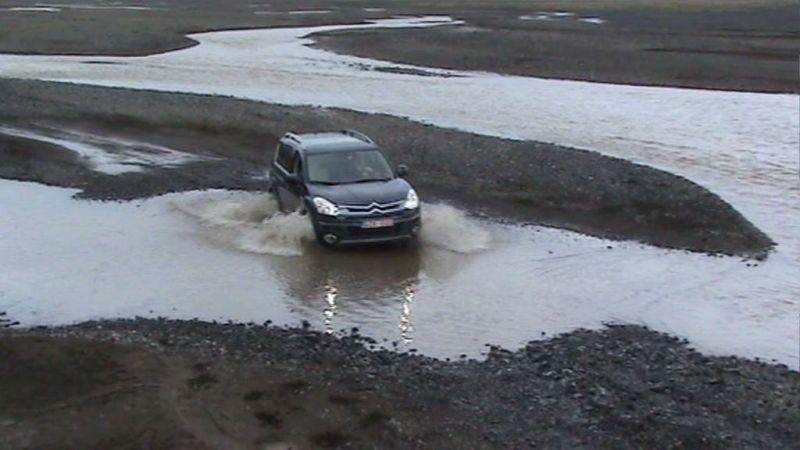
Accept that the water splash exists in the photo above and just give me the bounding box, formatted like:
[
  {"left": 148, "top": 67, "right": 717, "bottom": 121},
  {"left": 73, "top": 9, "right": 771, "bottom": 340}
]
[
  {"left": 171, "top": 191, "right": 490, "bottom": 255},
  {"left": 420, "top": 204, "right": 491, "bottom": 253},
  {"left": 172, "top": 190, "right": 313, "bottom": 256}
]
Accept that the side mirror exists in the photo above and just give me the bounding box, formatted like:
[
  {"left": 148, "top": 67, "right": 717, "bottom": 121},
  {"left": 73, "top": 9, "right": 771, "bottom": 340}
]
[
  {"left": 396, "top": 164, "right": 409, "bottom": 177},
  {"left": 286, "top": 174, "right": 302, "bottom": 186}
]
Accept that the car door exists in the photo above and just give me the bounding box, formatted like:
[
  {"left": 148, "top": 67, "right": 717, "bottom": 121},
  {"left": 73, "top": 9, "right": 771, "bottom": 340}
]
[
  {"left": 283, "top": 150, "right": 304, "bottom": 212},
  {"left": 271, "top": 142, "right": 296, "bottom": 212}
]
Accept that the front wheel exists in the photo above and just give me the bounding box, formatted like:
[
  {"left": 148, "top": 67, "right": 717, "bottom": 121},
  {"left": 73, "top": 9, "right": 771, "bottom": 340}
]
[
  {"left": 316, "top": 233, "right": 337, "bottom": 248},
  {"left": 311, "top": 214, "right": 337, "bottom": 248},
  {"left": 314, "top": 227, "right": 340, "bottom": 248}
]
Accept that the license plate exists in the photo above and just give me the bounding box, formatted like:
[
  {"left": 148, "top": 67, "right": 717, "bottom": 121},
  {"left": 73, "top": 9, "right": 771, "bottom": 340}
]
[{"left": 362, "top": 218, "right": 394, "bottom": 229}]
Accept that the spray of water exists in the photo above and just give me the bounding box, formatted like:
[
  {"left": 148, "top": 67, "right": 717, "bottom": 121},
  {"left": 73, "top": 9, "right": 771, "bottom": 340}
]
[
  {"left": 172, "top": 191, "right": 490, "bottom": 255},
  {"left": 172, "top": 191, "right": 313, "bottom": 256},
  {"left": 419, "top": 203, "right": 491, "bottom": 253}
]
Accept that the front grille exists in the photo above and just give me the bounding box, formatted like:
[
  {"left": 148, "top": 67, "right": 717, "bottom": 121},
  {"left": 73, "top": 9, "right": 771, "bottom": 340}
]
[{"left": 338, "top": 200, "right": 404, "bottom": 217}]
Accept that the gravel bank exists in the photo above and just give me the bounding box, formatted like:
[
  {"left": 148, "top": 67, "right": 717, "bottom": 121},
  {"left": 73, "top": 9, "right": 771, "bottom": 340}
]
[
  {"left": 0, "top": 79, "right": 772, "bottom": 256},
  {"left": 2, "top": 318, "right": 798, "bottom": 449},
  {"left": 311, "top": 4, "right": 799, "bottom": 93}
]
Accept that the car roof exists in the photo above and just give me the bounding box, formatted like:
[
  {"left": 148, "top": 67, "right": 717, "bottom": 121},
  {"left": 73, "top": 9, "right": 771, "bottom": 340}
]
[{"left": 282, "top": 130, "right": 377, "bottom": 154}]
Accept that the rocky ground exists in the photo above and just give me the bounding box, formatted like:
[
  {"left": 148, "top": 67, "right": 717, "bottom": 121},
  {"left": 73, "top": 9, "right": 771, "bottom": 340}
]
[
  {"left": 0, "top": 79, "right": 772, "bottom": 256},
  {"left": 1, "top": 319, "right": 798, "bottom": 449}
]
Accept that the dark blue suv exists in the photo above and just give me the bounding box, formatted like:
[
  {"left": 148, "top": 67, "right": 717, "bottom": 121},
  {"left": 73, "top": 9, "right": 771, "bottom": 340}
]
[{"left": 269, "top": 130, "right": 421, "bottom": 247}]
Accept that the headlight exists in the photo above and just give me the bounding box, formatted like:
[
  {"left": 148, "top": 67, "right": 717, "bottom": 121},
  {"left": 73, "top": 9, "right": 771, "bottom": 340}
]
[
  {"left": 313, "top": 197, "right": 339, "bottom": 216},
  {"left": 404, "top": 189, "right": 419, "bottom": 209}
]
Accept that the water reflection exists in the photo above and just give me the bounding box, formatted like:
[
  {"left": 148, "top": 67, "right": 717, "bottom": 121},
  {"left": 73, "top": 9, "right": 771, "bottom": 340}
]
[
  {"left": 264, "top": 243, "right": 471, "bottom": 342},
  {"left": 399, "top": 283, "right": 416, "bottom": 343},
  {"left": 323, "top": 281, "right": 338, "bottom": 334},
  {"left": 271, "top": 244, "right": 423, "bottom": 304},
  {"left": 319, "top": 277, "right": 418, "bottom": 343}
]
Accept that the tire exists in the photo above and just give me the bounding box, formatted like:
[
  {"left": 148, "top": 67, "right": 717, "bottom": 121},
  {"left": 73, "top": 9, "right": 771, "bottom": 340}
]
[
  {"left": 315, "top": 227, "right": 339, "bottom": 249},
  {"left": 316, "top": 233, "right": 336, "bottom": 248},
  {"left": 311, "top": 214, "right": 336, "bottom": 248}
]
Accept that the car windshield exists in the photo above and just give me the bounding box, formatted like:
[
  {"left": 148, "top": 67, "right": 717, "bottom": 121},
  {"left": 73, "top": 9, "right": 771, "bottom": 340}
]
[{"left": 307, "top": 150, "right": 394, "bottom": 184}]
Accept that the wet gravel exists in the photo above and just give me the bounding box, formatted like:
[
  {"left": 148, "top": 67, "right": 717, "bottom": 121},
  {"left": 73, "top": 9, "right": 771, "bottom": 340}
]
[
  {"left": 6, "top": 317, "right": 798, "bottom": 449},
  {"left": 0, "top": 79, "right": 772, "bottom": 256},
  {"left": 0, "top": 131, "right": 270, "bottom": 200}
]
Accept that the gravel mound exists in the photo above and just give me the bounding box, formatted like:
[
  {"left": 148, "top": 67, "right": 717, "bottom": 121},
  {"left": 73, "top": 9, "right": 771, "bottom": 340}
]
[{"left": 5, "top": 318, "right": 796, "bottom": 448}]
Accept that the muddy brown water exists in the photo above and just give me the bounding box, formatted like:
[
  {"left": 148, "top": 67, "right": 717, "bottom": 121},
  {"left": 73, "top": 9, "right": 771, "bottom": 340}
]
[
  {"left": 0, "top": 17, "right": 797, "bottom": 368},
  {"left": 0, "top": 174, "right": 797, "bottom": 368},
  {"left": 169, "top": 190, "right": 797, "bottom": 365}
]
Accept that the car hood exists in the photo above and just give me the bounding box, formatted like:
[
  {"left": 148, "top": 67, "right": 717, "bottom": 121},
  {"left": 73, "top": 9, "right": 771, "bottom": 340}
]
[{"left": 307, "top": 178, "right": 412, "bottom": 205}]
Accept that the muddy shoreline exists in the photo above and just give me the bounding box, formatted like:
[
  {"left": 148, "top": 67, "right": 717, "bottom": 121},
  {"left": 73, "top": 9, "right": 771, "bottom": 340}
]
[
  {"left": 0, "top": 79, "right": 772, "bottom": 256},
  {"left": 1, "top": 318, "right": 797, "bottom": 448}
]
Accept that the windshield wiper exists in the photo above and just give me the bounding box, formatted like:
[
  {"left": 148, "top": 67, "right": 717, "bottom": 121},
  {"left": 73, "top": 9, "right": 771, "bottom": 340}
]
[{"left": 310, "top": 180, "right": 340, "bottom": 185}]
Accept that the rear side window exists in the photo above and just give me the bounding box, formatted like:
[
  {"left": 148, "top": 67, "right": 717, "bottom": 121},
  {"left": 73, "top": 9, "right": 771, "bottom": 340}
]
[{"left": 276, "top": 143, "right": 293, "bottom": 170}]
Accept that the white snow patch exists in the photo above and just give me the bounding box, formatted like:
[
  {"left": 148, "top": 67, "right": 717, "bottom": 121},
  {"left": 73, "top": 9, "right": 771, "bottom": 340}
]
[
  {"left": 254, "top": 9, "right": 333, "bottom": 15},
  {"left": 0, "top": 125, "right": 214, "bottom": 174},
  {"left": 363, "top": 8, "right": 386, "bottom": 12},
  {"left": 287, "top": 10, "right": 332, "bottom": 15},
  {"left": 519, "top": 14, "right": 550, "bottom": 21},
  {"left": 520, "top": 12, "right": 605, "bottom": 24},
  {"left": 35, "top": 3, "right": 155, "bottom": 10},
  {"left": 520, "top": 11, "right": 576, "bottom": 21},
  {"left": 7, "top": 7, "right": 61, "bottom": 12}
]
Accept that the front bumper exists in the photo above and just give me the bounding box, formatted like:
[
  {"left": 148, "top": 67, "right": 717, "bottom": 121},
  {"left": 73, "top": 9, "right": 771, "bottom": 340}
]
[{"left": 312, "top": 209, "right": 421, "bottom": 244}]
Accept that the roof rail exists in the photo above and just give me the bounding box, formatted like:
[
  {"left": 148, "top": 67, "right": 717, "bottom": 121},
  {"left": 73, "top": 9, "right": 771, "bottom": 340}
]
[
  {"left": 283, "top": 131, "right": 301, "bottom": 143},
  {"left": 340, "top": 129, "right": 374, "bottom": 144}
]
